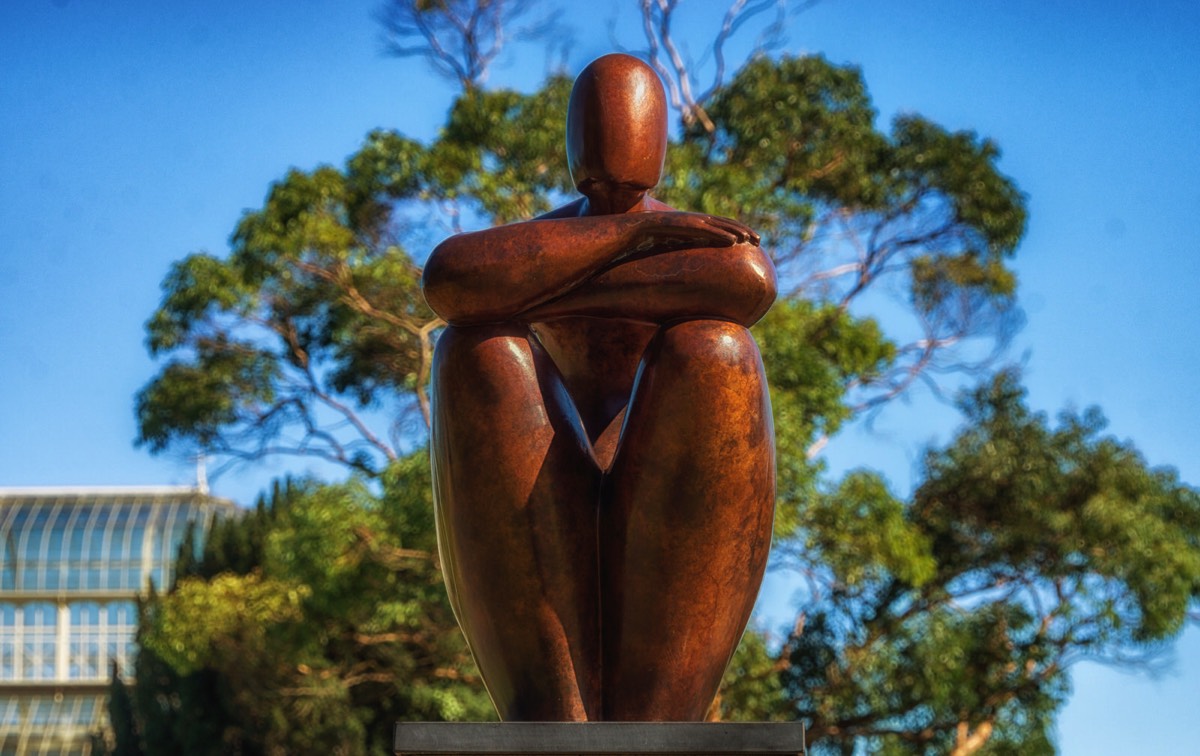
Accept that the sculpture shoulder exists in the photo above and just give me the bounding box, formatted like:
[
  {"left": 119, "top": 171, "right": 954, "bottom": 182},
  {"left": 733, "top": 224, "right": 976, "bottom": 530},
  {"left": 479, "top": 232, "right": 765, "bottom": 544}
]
[
  {"left": 533, "top": 198, "right": 588, "bottom": 220},
  {"left": 531, "top": 195, "right": 677, "bottom": 220},
  {"left": 427, "top": 199, "right": 586, "bottom": 266}
]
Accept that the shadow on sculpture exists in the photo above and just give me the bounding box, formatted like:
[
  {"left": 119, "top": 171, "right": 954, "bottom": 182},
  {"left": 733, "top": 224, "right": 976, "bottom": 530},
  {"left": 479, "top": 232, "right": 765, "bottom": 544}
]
[{"left": 422, "top": 53, "right": 777, "bottom": 722}]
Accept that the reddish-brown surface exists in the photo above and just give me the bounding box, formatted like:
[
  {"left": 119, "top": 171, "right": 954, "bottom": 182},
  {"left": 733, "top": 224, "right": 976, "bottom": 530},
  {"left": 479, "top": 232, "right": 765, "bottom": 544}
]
[{"left": 424, "top": 54, "right": 777, "bottom": 721}]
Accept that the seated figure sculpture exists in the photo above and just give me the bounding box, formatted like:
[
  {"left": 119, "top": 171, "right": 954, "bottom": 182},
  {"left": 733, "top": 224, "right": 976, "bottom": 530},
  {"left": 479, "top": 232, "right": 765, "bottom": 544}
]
[{"left": 422, "top": 53, "right": 777, "bottom": 722}]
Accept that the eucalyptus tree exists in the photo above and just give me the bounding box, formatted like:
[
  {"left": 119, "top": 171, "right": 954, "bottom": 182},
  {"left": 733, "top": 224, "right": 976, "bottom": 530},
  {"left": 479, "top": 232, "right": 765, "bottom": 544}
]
[{"left": 120, "top": 3, "right": 1199, "bottom": 755}]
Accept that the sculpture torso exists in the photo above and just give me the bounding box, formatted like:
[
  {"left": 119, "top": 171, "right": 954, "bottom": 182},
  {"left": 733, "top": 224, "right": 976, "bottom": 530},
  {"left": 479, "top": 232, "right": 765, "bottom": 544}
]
[
  {"left": 530, "top": 316, "right": 654, "bottom": 468},
  {"left": 527, "top": 194, "right": 674, "bottom": 467}
]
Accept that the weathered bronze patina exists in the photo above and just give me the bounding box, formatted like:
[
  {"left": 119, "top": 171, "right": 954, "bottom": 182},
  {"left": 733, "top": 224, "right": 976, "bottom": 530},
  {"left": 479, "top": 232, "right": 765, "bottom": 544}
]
[{"left": 423, "top": 53, "right": 777, "bottom": 722}]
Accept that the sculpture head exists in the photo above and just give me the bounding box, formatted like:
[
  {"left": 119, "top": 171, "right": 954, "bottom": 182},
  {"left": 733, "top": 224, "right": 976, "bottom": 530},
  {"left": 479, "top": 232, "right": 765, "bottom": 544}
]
[{"left": 567, "top": 53, "right": 668, "bottom": 211}]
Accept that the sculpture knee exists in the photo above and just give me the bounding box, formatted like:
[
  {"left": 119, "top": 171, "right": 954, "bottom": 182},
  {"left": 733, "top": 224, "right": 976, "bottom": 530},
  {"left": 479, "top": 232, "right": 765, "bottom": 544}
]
[
  {"left": 432, "top": 323, "right": 533, "bottom": 383},
  {"left": 654, "top": 319, "right": 760, "bottom": 371},
  {"left": 431, "top": 323, "right": 546, "bottom": 426}
]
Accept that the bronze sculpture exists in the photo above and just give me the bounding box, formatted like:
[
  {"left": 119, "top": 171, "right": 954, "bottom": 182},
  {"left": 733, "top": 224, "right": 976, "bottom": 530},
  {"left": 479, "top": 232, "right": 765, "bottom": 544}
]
[{"left": 423, "top": 53, "right": 776, "bottom": 722}]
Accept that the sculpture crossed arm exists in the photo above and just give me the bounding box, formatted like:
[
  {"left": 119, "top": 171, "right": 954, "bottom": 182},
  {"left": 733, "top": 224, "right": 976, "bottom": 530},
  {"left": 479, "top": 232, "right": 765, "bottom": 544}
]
[
  {"left": 521, "top": 239, "right": 776, "bottom": 326},
  {"left": 422, "top": 207, "right": 774, "bottom": 327}
]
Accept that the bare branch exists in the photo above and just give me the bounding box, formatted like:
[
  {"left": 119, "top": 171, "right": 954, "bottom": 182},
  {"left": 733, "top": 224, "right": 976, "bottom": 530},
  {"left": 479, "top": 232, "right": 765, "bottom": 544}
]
[
  {"left": 805, "top": 433, "right": 829, "bottom": 459},
  {"left": 704, "top": 0, "right": 782, "bottom": 103},
  {"left": 416, "top": 318, "right": 442, "bottom": 429},
  {"left": 641, "top": 0, "right": 712, "bottom": 130},
  {"left": 642, "top": 0, "right": 818, "bottom": 130},
  {"left": 378, "top": 0, "right": 562, "bottom": 90},
  {"left": 640, "top": 0, "right": 687, "bottom": 114},
  {"left": 950, "top": 719, "right": 994, "bottom": 756}
]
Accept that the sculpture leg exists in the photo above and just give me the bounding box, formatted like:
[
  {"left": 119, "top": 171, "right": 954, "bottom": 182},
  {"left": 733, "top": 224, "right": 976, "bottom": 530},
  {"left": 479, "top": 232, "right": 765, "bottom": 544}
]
[
  {"left": 430, "top": 324, "right": 602, "bottom": 720},
  {"left": 600, "top": 319, "right": 775, "bottom": 720}
]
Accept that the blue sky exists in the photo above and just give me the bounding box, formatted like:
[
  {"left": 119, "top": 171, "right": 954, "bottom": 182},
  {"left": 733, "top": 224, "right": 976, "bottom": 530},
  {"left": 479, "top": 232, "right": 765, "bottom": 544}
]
[{"left": 1, "top": 0, "right": 1197, "bottom": 751}]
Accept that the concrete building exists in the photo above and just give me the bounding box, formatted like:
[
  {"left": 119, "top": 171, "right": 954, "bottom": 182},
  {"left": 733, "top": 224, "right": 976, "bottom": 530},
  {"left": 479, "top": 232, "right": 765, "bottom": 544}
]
[{"left": 0, "top": 487, "right": 235, "bottom": 756}]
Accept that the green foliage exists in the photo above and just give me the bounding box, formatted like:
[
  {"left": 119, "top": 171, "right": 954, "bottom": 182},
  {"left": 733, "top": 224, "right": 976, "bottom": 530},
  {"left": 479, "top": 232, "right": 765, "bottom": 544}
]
[
  {"left": 717, "top": 373, "right": 1200, "bottom": 753},
  {"left": 131, "top": 21, "right": 1199, "bottom": 755},
  {"left": 754, "top": 299, "right": 895, "bottom": 540},
  {"left": 138, "top": 52, "right": 1025, "bottom": 482},
  {"left": 915, "top": 374, "right": 1200, "bottom": 643},
  {"left": 136, "top": 134, "right": 439, "bottom": 472},
  {"left": 805, "top": 471, "right": 936, "bottom": 588},
  {"left": 434, "top": 76, "right": 574, "bottom": 222},
  {"left": 663, "top": 55, "right": 1024, "bottom": 306},
  {"left": 142, "top": 573, "right": 309, "bottom": 675},
  {"left": 681, "top": 56, "right": 888, "bottom": 213},
  {"left": 118, "top": 459, "right": 493, "bottom": 755},
  {"left": 890, "top": 115, "right": 1025, "bottom": 260},
  {"left": 715, "top": 632, "right": 793, "bottom": 722},
  {"left": 103, "top": 664, "right": 143, "bottom": 756},
  {"left": 136, "top": 349, "right": 278, "bottom": 453}
]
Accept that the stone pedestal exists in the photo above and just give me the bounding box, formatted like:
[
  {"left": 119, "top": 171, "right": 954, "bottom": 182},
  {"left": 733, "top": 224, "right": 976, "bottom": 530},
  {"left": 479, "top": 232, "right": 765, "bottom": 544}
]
[{"left": 394, "top": 722, "right": 807, "bottom": 756}]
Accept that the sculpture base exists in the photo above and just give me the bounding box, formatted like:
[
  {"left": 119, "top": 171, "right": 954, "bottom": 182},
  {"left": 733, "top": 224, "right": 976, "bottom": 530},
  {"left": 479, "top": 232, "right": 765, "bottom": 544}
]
[{"left": 394, "top": 722, "right": 806, "bottom": 756}]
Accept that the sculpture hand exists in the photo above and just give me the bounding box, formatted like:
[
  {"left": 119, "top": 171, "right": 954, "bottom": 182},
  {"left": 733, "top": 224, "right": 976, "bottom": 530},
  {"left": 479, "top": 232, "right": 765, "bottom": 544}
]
[{"left": 632, "top": 212, "right": 761, "bottom": 251}]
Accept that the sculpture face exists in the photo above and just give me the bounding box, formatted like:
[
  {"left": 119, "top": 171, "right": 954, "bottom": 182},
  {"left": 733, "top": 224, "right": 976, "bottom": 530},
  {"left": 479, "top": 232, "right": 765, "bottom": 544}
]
[{"left": 567, "top": 53, "right": 668, "bottom": 200}]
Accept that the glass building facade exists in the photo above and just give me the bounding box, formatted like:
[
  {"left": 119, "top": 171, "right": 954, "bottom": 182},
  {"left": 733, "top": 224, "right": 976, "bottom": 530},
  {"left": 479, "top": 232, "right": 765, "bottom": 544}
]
[{"left": 0, "top": 487, "right": 235, "bottom": 756}]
